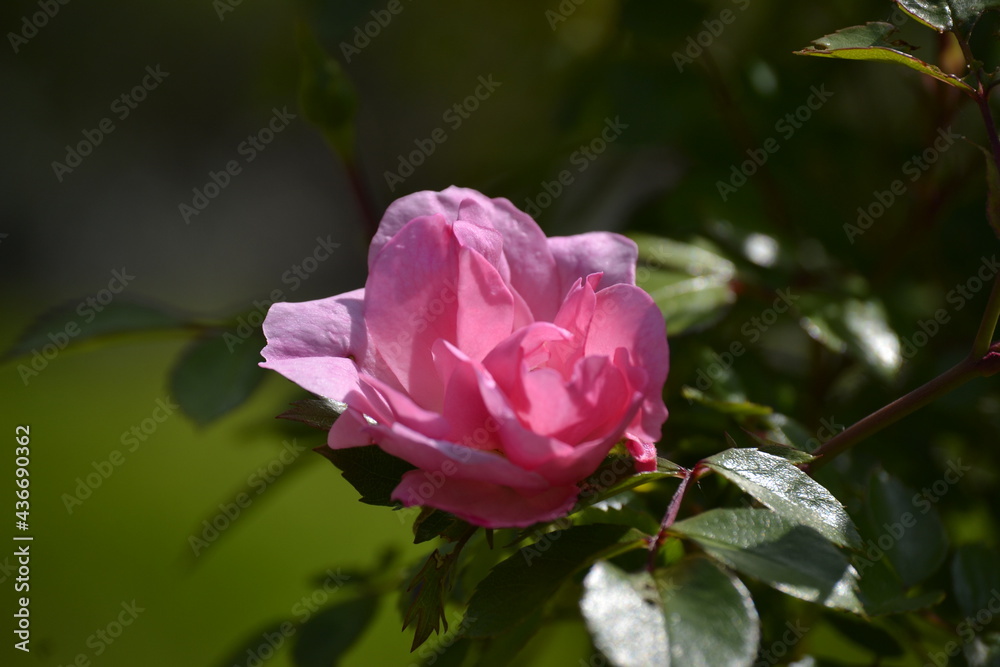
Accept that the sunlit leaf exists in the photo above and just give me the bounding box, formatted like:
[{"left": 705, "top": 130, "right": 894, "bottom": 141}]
[
  {"left": 579, "top": 558, "right": 760, "bottom": 667},
  {"left": 704, "top": 447, "right": 861, "bottom": 548},
  {"left": 795, "top": 22, "right": 974, "bottom": 92},
  {"left": 893, "top": 0, "right": 1000, "bottom": 33},
  {"left": 671, "top": 509, "right": 864, "bottom": 613}
]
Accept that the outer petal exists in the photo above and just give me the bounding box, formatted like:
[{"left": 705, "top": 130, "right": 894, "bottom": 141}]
[
  {"left": 391, "top": 472, "right": 579, "bottom": 528},
  {"left": 370, "top": 186, "right": 562, "bottom": 320},
  {"left": 260, "top": 357, "right": 360, "bottom": 404},
  {"left": 548, "top": 232, "right": 638, "bottom": 298}
]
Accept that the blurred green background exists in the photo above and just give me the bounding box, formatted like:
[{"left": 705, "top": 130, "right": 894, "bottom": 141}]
[{"left": 3, "top": 0, "right": 1000, "bottom": 664}]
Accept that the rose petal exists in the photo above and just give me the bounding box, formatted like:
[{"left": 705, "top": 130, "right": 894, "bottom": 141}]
[
  {"left": 586, "top": 284, "right": 669, "bottom": 444},
  {"left": 370, "top": 186, "right": 561, "bottom": 320},
  {"left": 260, "top": 357, "right": 360, "bottom": 404},
  {"left": 392, "top": 471, "right": 579, "bottom": 528},
  {"left": 548, "top": 232, "right": 638, "bottom": 297}
]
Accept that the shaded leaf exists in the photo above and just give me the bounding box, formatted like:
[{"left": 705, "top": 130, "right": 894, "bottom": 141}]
[
  {"left": 314, "top": 444, "right": 415, "bottom": 507},
  {"left": 824, "top": 612, "right": 904, "bottom": 657},
  {"left": 799, "top": 298, "right": 902, "bottom": 381},
  {"left": 403, "top": 548, "right": 462, "bottom": 651},
  {"left": 703, "top": 447, "right": 861, "bottom": 548},
  {"left": 683, "top": 386, "right": 774, "bottom": 418},
  {"left": 4, "top": 300, "right": 183, "bottom": 361},
  {"left": 671, "top": 509, "right": 864, "bottom": 613},
  {"left": 296, "top": 23, "right": 357, "bottom": 160},
  {"left": 866, "top": 470, "right": 949, "bottom": 587},
  {"left": 465, "top": 524, "right": 645, "bottom": 638},
  {"left": 277, "top": 397, "right": 346, "bottom": 430},
  {"left": 856, "top": 554, "right": 945, "bottom": 615},
  {"left": 795, "top": 22, "right": 974, "bottom": 92},
  {"left": 951, "top": 544, "right": 1000, "bottom": 617},
  {"left": 413, "top": 508, "right": 471, "bottom": 544},
  {"left": 574, "top": 455, "right": 684, "bottom": 512},
  {"left": 292, "top": 595, "right": 379, "bottom": 667},
  {"left": 216, "top": 620, "right": 295, "bottom": 667},
  {"left": 630, "top": 233, "right": 738, "bottom": 336},
  {"left": 976, "top": 144, "right": 1000, "bottom": 239},
  {"left": 170, "top": 329, "right": 267, "bottom": 426}
]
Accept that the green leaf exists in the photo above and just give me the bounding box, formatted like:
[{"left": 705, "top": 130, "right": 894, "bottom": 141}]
[
  {"left": 823, "top": 612, "right": 904, "bottom": 657},
  {"left": 465, "top": 524, "right": 646, "bottom": 638},
  {"left": 296, "top": 23, "right": 357, "bottom": 160},
  {"left": 629, "top": 233, "right": 738, "bottom": 336},
  {"left": 216, "top": 620, "right": 295, "bottom": 667},
  {"left": 866, "top": 470, "right": 949, "bottom": 587},
  {"left": 277, "top": 397, "right": 346, "bottom": 430},
  {"left": 412, "top": 508, "right": 471, "bottom": 544},
  {"left": 658, "top": 557, "right": 760, "bottom": 667},
  {"left": 579, "top": 561, "right": 668, "bottom": 666},
  {"left": 951, "top": 545, "right": 1000, "bottom": 617},
  {"left": 170, "top": 329, "right": 267, "bottom": 426},
  {"left": 703, "top": 447, "right": 861, "bottom": 548},
  {"left": 573, "top": 455, "right": 684, "bottom": 512},
  {"left": 403, "top": 548, "right": 462, "bottom": 651},
  {"left": 671, "top": 508, "right": 864, "bottom": 613},
  {"left": 470, "top": 609, "right": 544, "bottom": 667},
  {"left": 795, "top": 22, "right": 974, "bottom": 93},
  {"left": 291, "top": 595, "right": 379, "bottom": 666},
  {"left": 856, "top": 554, "right": 945, "bottom": 615},
  {"left": 313, "top": 444, "right": 415, "bottom": 507},
  {"left": 4, "top": 300, "right": 183, "bottom": 361},
  {"left": 682, "top": 386, "right": 774, "bottom": 418},
  {"left": 893, "top": 0, "right": 1000, "bottom": 33},
  {"left": 579, "top": 558, "right": 760, "bottom": 667},
  {"left": 799, "top": 298, "right": 902, "bottom": 381}
]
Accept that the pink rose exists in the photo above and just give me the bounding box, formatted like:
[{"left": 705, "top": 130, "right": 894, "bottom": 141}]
[{"left": 260, "top": 186, "right": 668, "bottom": 527}]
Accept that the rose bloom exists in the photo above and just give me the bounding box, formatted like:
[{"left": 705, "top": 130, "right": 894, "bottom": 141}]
[{"left": 260, "top": 187, "right": 668, "bottom": 527}]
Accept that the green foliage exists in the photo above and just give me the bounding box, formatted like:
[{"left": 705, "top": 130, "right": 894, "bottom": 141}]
[
  {"left": 702, "top": 447, "right": 861, "bottom": 548},
  {"left": 795, "top": 22, "right": 975, "bottom": 92},
  {"left": 170, "top": 329, "right": 267, "bottom": 426},
  {"left": 313, "top": 444, "right": 415, "bottom": 507},
  {"left": 292, "top": 595, "right": 380, "bottom": 666},
  {"left": 671, "top": 509, "right": 864, "bottom": 614}
]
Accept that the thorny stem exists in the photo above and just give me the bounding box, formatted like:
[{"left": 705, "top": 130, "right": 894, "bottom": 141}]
[{"left": 647, "top": 467, "right": 693, "bottom": 572}]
